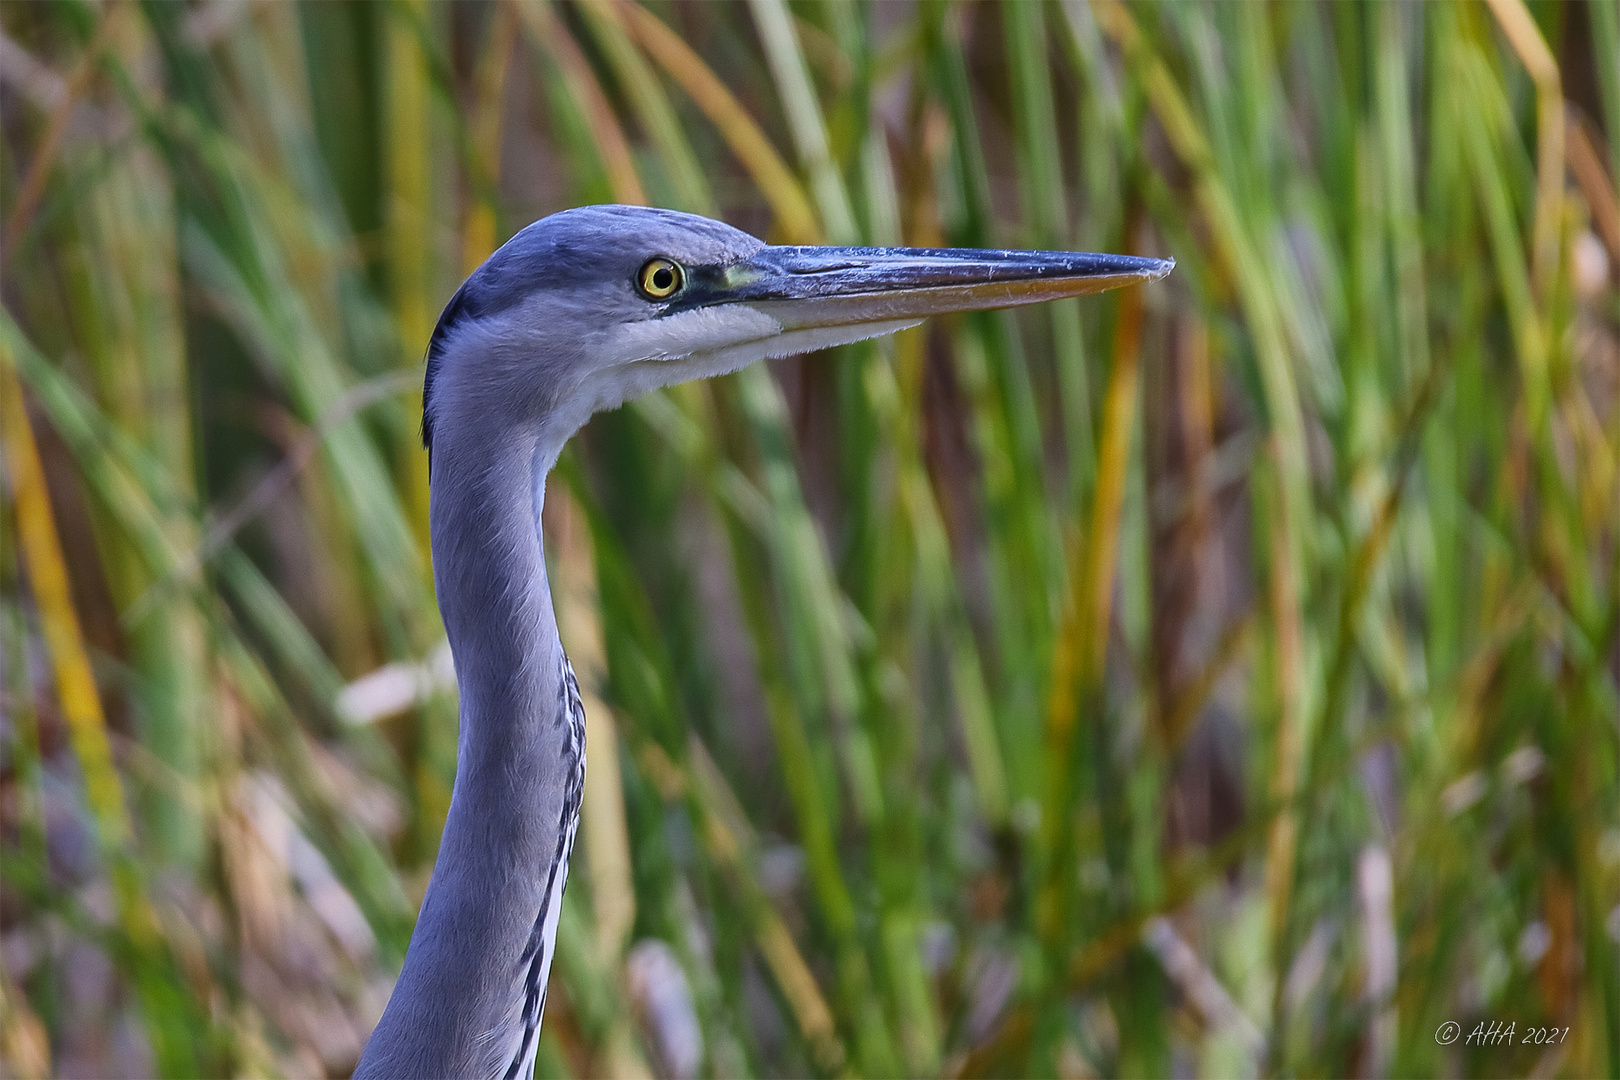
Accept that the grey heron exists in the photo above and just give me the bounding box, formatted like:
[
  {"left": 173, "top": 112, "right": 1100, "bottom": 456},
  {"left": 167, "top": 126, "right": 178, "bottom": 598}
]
[{"left": 353, "top": 205, "right": 1171, "bottom": 1079}]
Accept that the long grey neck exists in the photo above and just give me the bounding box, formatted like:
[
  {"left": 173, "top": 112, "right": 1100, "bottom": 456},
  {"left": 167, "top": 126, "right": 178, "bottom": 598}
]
[{"left": 356, "top": 417, "right": 582, "bottom": 1080}]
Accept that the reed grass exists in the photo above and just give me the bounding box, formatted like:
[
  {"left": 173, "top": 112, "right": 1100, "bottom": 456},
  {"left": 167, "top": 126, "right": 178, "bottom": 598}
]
[{"left": 3, "top": 2, "right": 1617, "bottom": 1077}]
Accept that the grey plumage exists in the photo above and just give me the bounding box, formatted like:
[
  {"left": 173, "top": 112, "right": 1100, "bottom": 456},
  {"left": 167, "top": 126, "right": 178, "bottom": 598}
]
[
  {"left": 355, "top": 206, "right": 1169, "bottom": 1079},
  {"left": 502, "top": 653, "right": 584, "bottom": 1080}
]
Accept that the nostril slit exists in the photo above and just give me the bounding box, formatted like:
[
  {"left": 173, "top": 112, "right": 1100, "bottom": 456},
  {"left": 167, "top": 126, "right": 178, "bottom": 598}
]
[{"left": 789, "top": 263, "right": 863, "bottom": 275}]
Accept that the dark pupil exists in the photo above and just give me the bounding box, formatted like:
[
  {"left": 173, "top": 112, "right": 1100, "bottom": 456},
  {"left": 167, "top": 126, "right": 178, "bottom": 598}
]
[{"left": 652, "top": 267, "right": 673, "bottom": 290}]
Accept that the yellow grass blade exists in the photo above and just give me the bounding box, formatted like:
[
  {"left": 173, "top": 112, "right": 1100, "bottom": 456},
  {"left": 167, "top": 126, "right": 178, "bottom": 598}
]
[
  {"left": 517, "top": 0, "right": 647, "bottom": 207},
  {"left": 0, "top": 345, "right": 161, "bottom": 960},
  {"left": 610, "top": 0, "right": 818, "bottom": 243}
]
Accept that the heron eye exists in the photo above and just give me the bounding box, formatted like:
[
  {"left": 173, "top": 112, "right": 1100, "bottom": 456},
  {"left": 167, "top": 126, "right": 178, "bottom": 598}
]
[{"left": 637, "top": 257, "right": 684, "bottom": 300}]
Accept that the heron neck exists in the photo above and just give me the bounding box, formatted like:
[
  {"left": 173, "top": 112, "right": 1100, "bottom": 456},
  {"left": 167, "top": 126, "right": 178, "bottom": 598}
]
[
  {"left": 431, "top": 424, "right": 565, "bottom": 759},
  {"left": 357, "top": 420, "right": 575, "bottom": 1079}
]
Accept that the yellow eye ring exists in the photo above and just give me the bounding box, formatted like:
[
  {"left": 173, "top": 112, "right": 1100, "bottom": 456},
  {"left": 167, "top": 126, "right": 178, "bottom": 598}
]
[{"left": 637, "top": 257, "right": 684, "bottom": 300}]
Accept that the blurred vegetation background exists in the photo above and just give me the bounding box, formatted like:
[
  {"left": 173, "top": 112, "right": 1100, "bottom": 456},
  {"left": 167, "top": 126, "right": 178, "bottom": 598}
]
[{"left": 2, "top": 0, "right": 1617, "bottom": 1077}]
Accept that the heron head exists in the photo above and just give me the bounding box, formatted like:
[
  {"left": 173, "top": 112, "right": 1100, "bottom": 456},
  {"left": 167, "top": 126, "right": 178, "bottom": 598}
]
[{"left": 422, "top": 205, "right": 1171, "bottom": 468}]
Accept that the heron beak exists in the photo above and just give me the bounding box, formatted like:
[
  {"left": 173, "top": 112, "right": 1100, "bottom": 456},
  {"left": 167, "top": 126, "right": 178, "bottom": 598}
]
[{"left": 719, "top": 245, "right": 1173, "bottom": 329}]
